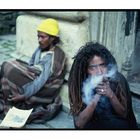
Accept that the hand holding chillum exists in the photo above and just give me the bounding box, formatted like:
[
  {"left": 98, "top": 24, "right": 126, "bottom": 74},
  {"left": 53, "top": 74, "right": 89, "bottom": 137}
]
[{"left": 95, "top": 77, "right": 114, "bottom": 99}]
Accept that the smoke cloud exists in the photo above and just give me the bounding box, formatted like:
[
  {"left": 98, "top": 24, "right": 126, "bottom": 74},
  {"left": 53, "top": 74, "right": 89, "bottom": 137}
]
[{"left": 82, "top": 64, "right": 117, "bottom": 105}]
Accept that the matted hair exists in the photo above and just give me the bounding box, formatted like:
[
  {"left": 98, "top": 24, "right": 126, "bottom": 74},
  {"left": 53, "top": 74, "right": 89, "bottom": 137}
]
[{"left": 68, "top": 42, "right": 117, "bottom": 115}]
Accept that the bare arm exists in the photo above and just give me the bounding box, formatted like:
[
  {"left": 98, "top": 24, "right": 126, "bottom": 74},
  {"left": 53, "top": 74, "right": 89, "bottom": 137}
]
[
  {"left": 97, "top": 80, "right": 126, "bottom": 118},
  {"left": 109, "top": 92, "right": 126, "bottom": 117},
  {"left": 74, "top": 94, "right": 101, "bottom": 128}
]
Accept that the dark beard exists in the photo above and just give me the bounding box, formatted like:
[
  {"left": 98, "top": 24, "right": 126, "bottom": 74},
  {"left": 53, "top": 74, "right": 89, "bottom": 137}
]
[{"left": 40, "top": 45, "right": 51, "bottom": 52}]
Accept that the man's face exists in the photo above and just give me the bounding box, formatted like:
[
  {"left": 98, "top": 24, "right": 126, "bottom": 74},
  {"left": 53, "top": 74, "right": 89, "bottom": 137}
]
[
  {"left": 37, "top": 31, "right": 54, "bottom": 50},
  {"left": 87, "top": 55, "right": 107, "bottom": 76}
]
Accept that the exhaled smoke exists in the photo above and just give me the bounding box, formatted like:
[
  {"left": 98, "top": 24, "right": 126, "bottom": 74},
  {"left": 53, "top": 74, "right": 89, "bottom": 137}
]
[{"left": 82, "top": 64, "right": 117, "bottom": 105}]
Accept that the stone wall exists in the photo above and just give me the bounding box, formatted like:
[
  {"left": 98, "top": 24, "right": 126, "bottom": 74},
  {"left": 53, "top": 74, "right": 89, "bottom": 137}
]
[
  {"left": 90, "top": 11, "right": 137, "bottom": 77},
  {"left": 0, "top": 11, "right": 19, "bottom": 35}
]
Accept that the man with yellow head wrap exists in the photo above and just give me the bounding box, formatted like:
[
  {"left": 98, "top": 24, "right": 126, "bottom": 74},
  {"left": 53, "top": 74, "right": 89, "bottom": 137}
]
[{"left": 0, "top": 18, "right": 66, "bottom": 124}]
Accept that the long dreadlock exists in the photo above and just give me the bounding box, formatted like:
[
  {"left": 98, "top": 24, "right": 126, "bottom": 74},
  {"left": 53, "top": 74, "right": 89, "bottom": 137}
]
[{"left": 68, "top": 42, "right": 117, "bottom": 115}]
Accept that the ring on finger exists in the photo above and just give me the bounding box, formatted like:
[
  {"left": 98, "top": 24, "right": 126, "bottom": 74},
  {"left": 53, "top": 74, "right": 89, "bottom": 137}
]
[{"left": 101, "top": 89, "right": 104, "bottom": 92}]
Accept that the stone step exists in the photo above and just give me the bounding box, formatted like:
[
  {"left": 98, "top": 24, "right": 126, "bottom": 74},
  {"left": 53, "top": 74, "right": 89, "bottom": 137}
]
[
  {"left": 0, "top": 110, "right": 75, "bottom": 129},
  {"left": 45, "top": 111, "right": 74, "bottom": 129},
  {"left": 25, "top": 110, "right": 75, "bottom": 129},
  {"left": 25, "top": 123, "right": 50, "bottom": 129}
]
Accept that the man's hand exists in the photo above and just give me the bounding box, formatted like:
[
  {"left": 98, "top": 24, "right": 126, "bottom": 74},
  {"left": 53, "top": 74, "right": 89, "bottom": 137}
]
[
  {"left": 95, "top": 79, "right": 114, "bottom": 99},
  {"left": 8, "top": 94, "right": 25, "bottom": 102}
]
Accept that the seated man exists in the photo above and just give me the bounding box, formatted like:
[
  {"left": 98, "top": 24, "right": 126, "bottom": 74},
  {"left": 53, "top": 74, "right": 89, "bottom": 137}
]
[
  {"left": 0, "top": 18, "right": 66, "bottom": 123},
  {"left": 68, "top": 42, "right": 137, "bottom": 129}
]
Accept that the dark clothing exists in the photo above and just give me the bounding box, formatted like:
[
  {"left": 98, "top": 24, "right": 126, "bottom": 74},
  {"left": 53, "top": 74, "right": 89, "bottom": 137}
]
[{"left": 75, "top": 72, "right": 137, "bottom": 129}]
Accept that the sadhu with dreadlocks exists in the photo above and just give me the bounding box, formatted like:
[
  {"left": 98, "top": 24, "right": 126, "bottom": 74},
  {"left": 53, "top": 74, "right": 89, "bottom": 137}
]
[{"left": 68, "top": 42, "right": 137, "bottom": 129}]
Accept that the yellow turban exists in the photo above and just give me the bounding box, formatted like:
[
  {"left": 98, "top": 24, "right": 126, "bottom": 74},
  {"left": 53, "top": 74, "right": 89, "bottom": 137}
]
[{"left": 37, "top": 18, "right": 59, "bottom": 37}]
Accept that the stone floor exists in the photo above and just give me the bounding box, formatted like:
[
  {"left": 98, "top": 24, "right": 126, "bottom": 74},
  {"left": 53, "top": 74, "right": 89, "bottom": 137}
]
[
  {"left": 0, "top": 110, "right": 75, "bottom": 129},
  {"left": 0, "top": 34, "right": 140, "bottom": 129},
  {"left": 25, "top": 111, "right": 74, "bottom": 129}
]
